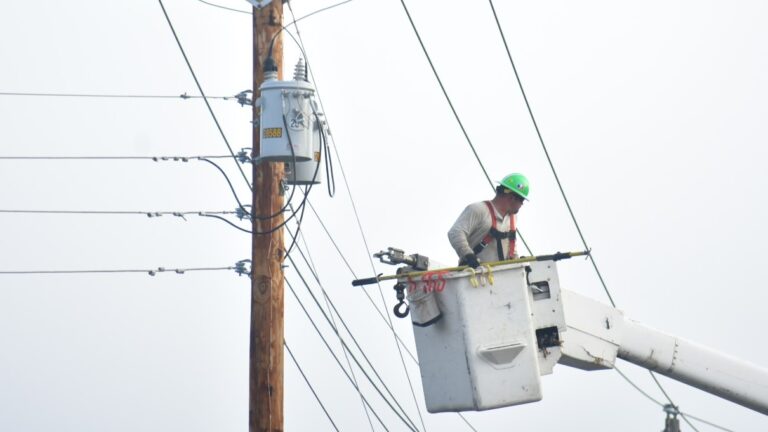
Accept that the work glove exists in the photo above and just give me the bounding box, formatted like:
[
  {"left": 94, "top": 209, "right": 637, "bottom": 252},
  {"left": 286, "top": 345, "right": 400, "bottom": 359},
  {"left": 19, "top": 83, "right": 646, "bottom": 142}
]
[{"left": 462, "top": 253, "right": 480, "bottom": 269}]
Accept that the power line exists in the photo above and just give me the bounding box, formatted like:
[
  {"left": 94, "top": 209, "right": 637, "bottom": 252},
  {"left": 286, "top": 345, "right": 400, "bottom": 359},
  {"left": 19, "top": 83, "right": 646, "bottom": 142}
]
[
  {"left": 0, "top": 209, "right": 236, "bottom": 217},
  {"left": 286, "top": 226, "right": 376, "bottom": 432},
  {"left": 0, "top": 154, "right": 256, "bottom": 230},
  {"left": 0, "top": 91, "right": 234, "bottom": 100},
  {"left": 286, "top": 244, "right": 421, "bottom": 431},
  {"left": 284, "top": 340, "right": 341, "bottom": 432},
  {"left": 648, "top": 371, "right": 700, "bottom": 432},
  {"left": 305, "top": 200, "right": 419, "bottom": 362},
  {"left": 0, "top": 155, "right": 233, "bottom": 160},
  {"left": 285, "top": 277, "right": 415, "bottom": 432},
  {"left": 483, "top": 5, "right": 732, "bottom": 431},
  {"left": 157, "top": 0, "right": 252, "bottom": 191},
  {"left": 199, "top": 213, "right": 252, "bottom": 234},
  {"left": 394, "top": 0, "right": 533, "bottom": 257},
  {"left": 613, "top": 364, "right": 663, "bottom": 407},
  {"left": 614, "top": 362, "right": 734, "bottom": 432},
  {"left": 287, "top": 0, "right": 355, "bottom": 27},
  {"left": 303, "top": 200, "right": 480, "bottom": 432},
  {"left": 681, "top": 413, "right": 736, "bottom": 432},
  {"left": 0, "top": 265, "right": 236, "bottom": 276},
  {"left": 395, "top": 0, "right": 491, "bottom": 188},
  {"left": 195, "top": 0, "right": 250, "bottom": 14},
  {"left": 198, "top": 0, "right": 356, "bottom": 24},
  {"left": 285, "top": 6, "right": 479, "bottom": 431},
  {"left": 486, "top": 0, "right": 613, "bottom": 306},
  {"left": 329, "top": 152, "right": 428, "bottom": 432},
  {"left": 286, "top": 16, "right": 428, "bottom": 431}
]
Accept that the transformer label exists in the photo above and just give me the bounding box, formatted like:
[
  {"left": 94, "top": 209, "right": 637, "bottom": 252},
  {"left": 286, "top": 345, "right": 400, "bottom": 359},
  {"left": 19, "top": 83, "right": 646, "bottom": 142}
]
[{"left": 263, "top": 127, "right": 283, "bottom": 139}]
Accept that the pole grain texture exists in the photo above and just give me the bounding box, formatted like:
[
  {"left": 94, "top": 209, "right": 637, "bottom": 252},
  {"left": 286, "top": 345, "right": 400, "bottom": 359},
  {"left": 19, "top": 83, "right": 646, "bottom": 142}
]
[{"left": 250, "top": 2, "right": 285, "bottom": 432}]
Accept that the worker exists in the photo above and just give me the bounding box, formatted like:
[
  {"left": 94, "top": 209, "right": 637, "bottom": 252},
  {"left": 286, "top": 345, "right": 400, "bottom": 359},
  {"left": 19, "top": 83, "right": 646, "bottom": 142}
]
[{"left": 448, "top": 173, "right": 529, "bottom": 268}]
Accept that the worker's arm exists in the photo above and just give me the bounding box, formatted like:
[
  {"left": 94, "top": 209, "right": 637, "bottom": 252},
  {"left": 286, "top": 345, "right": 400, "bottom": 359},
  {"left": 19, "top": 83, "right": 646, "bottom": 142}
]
[{"left": 448, "top": 204, "right": 481, "bottom": 259}]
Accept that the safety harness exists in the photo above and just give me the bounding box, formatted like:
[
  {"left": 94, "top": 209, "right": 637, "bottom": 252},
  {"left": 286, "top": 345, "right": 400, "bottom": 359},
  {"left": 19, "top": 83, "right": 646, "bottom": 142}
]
[{"left": 472, "top": 201, "right": 516, "bottom": 261}]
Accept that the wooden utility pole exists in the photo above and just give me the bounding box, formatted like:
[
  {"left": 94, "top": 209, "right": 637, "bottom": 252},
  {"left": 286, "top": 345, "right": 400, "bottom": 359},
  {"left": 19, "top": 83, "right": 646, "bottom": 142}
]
[{"left": 250, "top": 1, "right": 284, "bottom": 431}]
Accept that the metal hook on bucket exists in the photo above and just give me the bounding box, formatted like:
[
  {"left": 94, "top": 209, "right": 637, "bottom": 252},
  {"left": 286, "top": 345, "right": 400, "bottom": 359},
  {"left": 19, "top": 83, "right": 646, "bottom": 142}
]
[
  {"left": 394, "top": 301, "right": 410, "bottom": 318},
  {"left": 393, "top": 282, "right": 410, "bottom": 318}
]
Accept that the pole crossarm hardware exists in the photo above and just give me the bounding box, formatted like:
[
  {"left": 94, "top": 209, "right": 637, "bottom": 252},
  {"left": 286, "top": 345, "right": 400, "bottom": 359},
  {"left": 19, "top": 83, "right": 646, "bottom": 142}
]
[{"left": 351, "top": 250, "right": 590, "bottom": 287}]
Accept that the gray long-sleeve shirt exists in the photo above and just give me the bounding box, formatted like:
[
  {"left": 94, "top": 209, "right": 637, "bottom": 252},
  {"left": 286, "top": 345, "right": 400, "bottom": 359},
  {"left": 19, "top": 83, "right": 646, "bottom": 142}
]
[{"left": 447, "top": 201, "right": 515, "bottom": 263}]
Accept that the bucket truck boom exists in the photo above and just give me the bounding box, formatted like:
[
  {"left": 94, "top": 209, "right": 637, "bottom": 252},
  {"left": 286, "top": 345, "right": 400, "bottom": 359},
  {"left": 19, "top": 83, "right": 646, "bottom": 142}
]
[{"left": 356, "top": 251, "right": 768, "bottom": 415}]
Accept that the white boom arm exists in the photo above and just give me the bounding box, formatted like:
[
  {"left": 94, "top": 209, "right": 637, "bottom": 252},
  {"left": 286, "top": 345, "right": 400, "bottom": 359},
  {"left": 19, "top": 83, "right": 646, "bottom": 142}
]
[{"left": 560, "top": 290, "right": 768, "bottom": 415}]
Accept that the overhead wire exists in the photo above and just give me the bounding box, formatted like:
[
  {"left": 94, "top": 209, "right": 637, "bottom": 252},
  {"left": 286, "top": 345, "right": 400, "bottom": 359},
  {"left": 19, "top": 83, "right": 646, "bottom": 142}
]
[
  {"left": 0, "top": 208, "right": 257, "bottom": 235},
  {"left": 157, "top": 0, "right": 252, "bottom": 191},
  {"left": 285, "top": 238, "right": 421, "bottom": 431},
  {"left": 486, "top": 0, "right": 608, "bottom": 304},
  {"left": 648, "top": 371, "right": 700, "bottom": 432},
  {"left": 304, "top": 186, "right": 430, "bottom": 430},
  {"left": 305, "top": 200, "right": 419, "bottom": 362},
  {"left": 279, "top": 16, "right": 421, "bottom": 410},
  {"left": 285, "top": 278, "right": 416, "bottom": 432},
  {"left": 193, "top": 117, "right": 316, "bottom": 236},
  {"left": 613, "top": 364, "right": 664, "bottom": 407},
  {"left": 0, "top": 209, "right": 235, "bottom": 217},
  {"left": 395, "top": 0, "right": 490, "bottom": 186},
  {"left": 394, "top": 0, "right": 533, "bottom": 257},
  {"left": 195, "top": 0, "right": 356, "bottom": 22},
  {"left": 286, "top": 226, "right": 376, "bottom": 432},
  {"left": 0, "top": 91, "right": 233, "bottom": 100},
  {"left": 0, "top": 155, "right": 233, "bottom": 160},
  {"left": 615, "top": 365, "right": 732, "bottom": 431},
  {"left": 284, "top": 340, "right": 341, "bottom": 432},
  {"left": 0, "top": 154, "right": 257, "bottom": 233},
  {"left": 198, "top": 157, "right": 251, "bottom": 215},
  {"left": 195, "top": 0, "right": 250, "bottom": 14},
  {"left": 0, "top": 266, "right": 235, "bottom": 275},
  {"left": 486, "top": 3, "right": 734, "bottom": 431},
  {"left": 302, "top": 200, "right": 479, "bottom": 432},
  {"left": 199, "top": 213, "right": 252, "bottom": 234},
  {"left": 680, "top": 413, "right": 736, "bottom": 432},
  {"left": 283, "top": 7, "right": 427, "bottom": 430},
  {"left": 287, "top": 0, "right": 355, "bottom": 27}
]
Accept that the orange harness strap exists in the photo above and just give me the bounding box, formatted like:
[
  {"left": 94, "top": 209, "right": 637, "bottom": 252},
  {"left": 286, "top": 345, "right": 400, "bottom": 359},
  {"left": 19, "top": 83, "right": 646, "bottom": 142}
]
[{"left": 472, "top": 201, "right": 516, "bottom": 260}]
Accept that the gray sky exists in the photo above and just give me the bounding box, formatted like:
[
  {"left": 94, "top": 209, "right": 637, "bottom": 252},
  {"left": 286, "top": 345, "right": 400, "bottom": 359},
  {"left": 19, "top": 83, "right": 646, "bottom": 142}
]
[{"left": 1, "top": 0, "right": 767, "bottom": 431}]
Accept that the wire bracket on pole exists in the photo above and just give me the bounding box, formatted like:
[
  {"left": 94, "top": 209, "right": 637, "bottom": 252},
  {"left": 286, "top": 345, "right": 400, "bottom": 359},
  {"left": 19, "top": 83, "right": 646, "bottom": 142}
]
[
  {"left": 236, "top": 205, "right": 253, "bottom": 221},
  {"left": 235, "top": 89, "right": 253, "bottom": 106},
  {"left": 237, "top": 148, "right": 254, "bottom": 164},
  {"left": 235, "top": 259, "right": 252, "bottom": 277}
]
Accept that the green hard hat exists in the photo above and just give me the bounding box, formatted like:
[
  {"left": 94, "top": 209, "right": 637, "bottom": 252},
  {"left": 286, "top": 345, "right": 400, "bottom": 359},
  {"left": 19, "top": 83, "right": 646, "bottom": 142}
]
[{"left": 498, "top": 173, "right": 530, "bottom": 200}]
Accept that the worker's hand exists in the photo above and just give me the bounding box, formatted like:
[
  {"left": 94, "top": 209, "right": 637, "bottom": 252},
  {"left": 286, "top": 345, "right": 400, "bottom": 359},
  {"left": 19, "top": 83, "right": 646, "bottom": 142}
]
[{"left": 462, "top": 253, "right": 480, "bottom": 269}]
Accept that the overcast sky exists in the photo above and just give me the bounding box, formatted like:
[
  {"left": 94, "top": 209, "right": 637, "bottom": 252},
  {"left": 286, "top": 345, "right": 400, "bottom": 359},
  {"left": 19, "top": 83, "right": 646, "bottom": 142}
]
[{"left": 1, "top": 1, "right": 767, "bottom": 431}]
